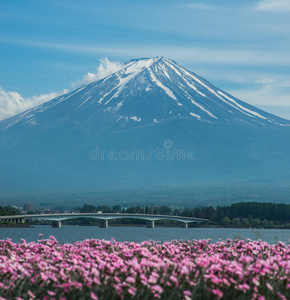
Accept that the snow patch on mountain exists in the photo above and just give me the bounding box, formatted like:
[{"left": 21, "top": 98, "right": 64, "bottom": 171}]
[
  {"left": 130, "top": 116, "right": 141, "bottom": 122},
  {"left": 148, "top": 69, "right": 177, "bottom": 101},
  {"left": 190, "top": 112, "right": 201, "bottom": 119},
  {"left": 217, "top": 91, "right": 267, "bottom": 120}
]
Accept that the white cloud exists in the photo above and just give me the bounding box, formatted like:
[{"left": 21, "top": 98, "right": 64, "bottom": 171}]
[
  {"left": 0, "top": 87, "right": 68, "bottom": 121},
  {"left": 256, "top": 0, "right": 290, "bottom": 12},
  {"left": 228, "top": 77, "right": 290, "bottom": 117},
  {"left": 0, "top": 58, "right": 123, "bottom": 121},
  {"left": 71, "top": 57, "right": 124, "bottom": 88}
]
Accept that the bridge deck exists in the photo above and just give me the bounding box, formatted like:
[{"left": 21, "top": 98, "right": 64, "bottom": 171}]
[{"left": 0, "top": 213, "right": 208, "bottom": 224}]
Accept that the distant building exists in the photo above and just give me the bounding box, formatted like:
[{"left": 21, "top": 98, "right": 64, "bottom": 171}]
[{"left": 23, "top": 203, "right": 33, "bottom": 212}]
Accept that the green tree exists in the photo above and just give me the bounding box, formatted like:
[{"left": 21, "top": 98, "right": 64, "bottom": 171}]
[
  {"left": 159, "top": 206, "right": 172, "bottom": 215},
  {"left": 80, "top": 204, "right": 98, "bottom": 213},
  {"left": 252, "top": 218, "right": 260, "bottom": 228},
  {"left": 201, "top": 206, "right": 215, "bottom": 219},
  {"left": 231, "top": 217, "right": 240, "bottom": 227},
  {"left": 97, "top": 206, "right": 113, "bottom": 213},
  {"left": 0, "top": 206, "right": 20, "bottom": 216},
  {"left": 222, "top": 217, "right": 230, "bottom": 227},
  {"left": 113, "top": 205, "right": 121, "bottom": 212},
  {"left": 261, "top": 219, "right": 268, "bottom": 228},
  {"left": 173, "top": 208, "right": 180, "bottom": 216},
  {"left": 126, "top": 206, "right": 144, "bottom": 214},
  {"left": 241, "top": 218, "right": 250, "bottom": 228},
  {"left": 145, "top": 206, "right": 152, "bottom": 214}
]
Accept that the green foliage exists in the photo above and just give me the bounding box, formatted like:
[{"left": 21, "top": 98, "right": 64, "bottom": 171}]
[
  {"left": 126, "top": 206, "right": 144, "bottom": 214},
  {"left": 0, "top": 206, "right": 20, "bottom": 216},
  {"left": 80, "top": 204, "right": 99, "bottom": 213},
  {"left": 159, "top": 206, "right": 173, "bottom": 215},
  {"left": 252, "top": 218, "right": 260, "bottom": 228},
  {"left": 222, "top": 217, "right": 231, "bottom": 227},
  {"left": 113, "top": 205, "right": 121, "bottom": 212},
  {"left": 177, "top": 202, "right": 290, "bottom": 228},
  {"left": 80, "top": 204, "right": 113, "bottom": 213}
]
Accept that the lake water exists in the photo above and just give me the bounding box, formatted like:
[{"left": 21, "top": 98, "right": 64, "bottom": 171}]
[{"left": 0, "top": 226, "right": 289, "bottom": 244}]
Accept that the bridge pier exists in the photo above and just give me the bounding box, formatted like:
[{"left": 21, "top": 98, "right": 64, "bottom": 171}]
[
  {"left": 99, "top": 219, "right": 109, "bottom": 228},
  {"left": 15, "top": 218, "right": 24, "bottom": 224},
  {"left": 52, "top": 221, "right": 61, "bottom": 228},
  {"left": 146, "top": 220, "right": 155, "bottom": 228},
  {"left": 180, "top": 222, "right": 188, "bottom": 228}
]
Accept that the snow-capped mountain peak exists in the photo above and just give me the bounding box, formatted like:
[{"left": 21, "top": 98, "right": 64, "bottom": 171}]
[{"left": 2, "top": 56, "right": 290, "bottom": 131}]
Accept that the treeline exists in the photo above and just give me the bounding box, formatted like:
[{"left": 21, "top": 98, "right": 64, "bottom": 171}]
[
  {"left": 0, "top": 206, "right": 20, "bottom": 216},
  {"left": 78, "top": 204, "right": 173, "bottom": 215},
  {"left": 74, "top": 202, "right": 290, "bottom": 228},
  {"left": 186, "top": 202, "right": 290, "bottom": 228},
  {"left": 191, "top": 202, "right": 289, "bottom": 222}
]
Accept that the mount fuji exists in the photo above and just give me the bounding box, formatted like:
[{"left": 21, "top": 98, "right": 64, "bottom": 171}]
[{"left": 0, "top": 57, "right": 289, "bottom": 205}]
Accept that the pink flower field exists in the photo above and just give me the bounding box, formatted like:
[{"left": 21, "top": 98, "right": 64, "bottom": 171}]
[{"left": 0, "top": 237, "right": 289, "bottom": 300}]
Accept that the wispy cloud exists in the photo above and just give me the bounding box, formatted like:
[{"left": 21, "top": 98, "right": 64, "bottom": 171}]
[
  {"left": 255, "top": 0, "right": 290, "bottom": 12},
  {"left": 228, "top": 77, "right": 290, "bottom": 112},
  {"left": 0, "top": 38, "right": 129, "bottom": 55},
  {"left": 0, "top": 87, "right": 67, "bottom": 121},
  {"left": 1, "top": 38, "right": 290, "bottom": 67},
  {"left": 71, "top": 58, "right": 124, "bottom": 88}
]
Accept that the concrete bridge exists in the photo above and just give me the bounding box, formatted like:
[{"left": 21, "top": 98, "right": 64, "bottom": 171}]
[{"left": 0, "top": 213, "right": 208, "bottom": 228}]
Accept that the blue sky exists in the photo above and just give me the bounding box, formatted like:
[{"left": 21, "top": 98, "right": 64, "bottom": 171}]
[{"left": 0, "top": 0, "right": 290, "bottom": 119}]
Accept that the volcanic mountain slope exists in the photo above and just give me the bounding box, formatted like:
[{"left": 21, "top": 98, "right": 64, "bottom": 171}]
[
  {"left": 0, "top": 57, "right": 289, "bottom": 200},
  {"left": 1, "top": 56, "right": 289, "bottom": 132}
]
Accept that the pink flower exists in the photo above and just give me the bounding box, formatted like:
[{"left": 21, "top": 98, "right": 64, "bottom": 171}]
[
  {"left": 169, "top": 275, "right": 178, "bottom": 286},
  {"left": 211, "top": 276, "right": 220, "bottom": 284},
  {"left": 90, "top": 292, "right": 98, "bottom": 300},
  {"left": 128, "top": 287, "right": 136, "bottom": 296},
  {"left": 47, "top": 291, "right": 56, "bottom": 296},
  {"left": 148, "top": 275, "right": 157, "bottom": 284},
  {"left": 222, "top": 278, "right": 230, "bottom": 286},
  {"left": 151, "top": 285, "right": 163, "bottom": 294},
  {"left": 184, "top": 290, "right": 192, "bottom": 296},
  {"left": 277, "top": 292, "right": 287, "bottom": 300},
  {"left": 126, "top": 276, "right": 135, "bottom": 283},
  {"left": 212, "top": 289, "right": 223, "bottom": 299},
  {"left": 27, "top": 290, "right": 35, "bottom": 299},
  {"left": 266, "top": 282, "right": 273, "bottom": 291},
  {"left": 41, "top": 273, "right": 48, "bottom": 281},
  {"left": 237, "top": 283, "right": 250, "bottom": 292},
  {"left": 252, "top": 278, "right": 260, "bottom": 286}
]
